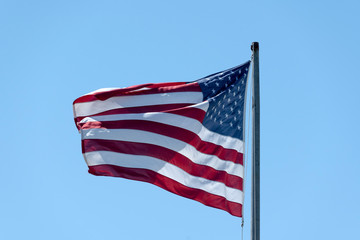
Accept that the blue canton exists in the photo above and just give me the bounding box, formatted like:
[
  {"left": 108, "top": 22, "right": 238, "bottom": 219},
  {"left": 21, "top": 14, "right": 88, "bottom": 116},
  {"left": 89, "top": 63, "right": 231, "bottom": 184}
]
[{"left": 195, "top": 61, "right": 251, "bottom": 141}]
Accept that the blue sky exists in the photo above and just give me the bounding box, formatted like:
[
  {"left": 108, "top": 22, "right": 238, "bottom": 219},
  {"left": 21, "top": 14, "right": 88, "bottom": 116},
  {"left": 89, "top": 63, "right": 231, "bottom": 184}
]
[{"left": 1, "top": 1, "right": 359, "bottom": 239}]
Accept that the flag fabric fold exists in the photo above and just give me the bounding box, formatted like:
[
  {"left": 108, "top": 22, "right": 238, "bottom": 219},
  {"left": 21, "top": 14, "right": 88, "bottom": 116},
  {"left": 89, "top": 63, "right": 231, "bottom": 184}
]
[{"left": 73, "top": 61, "right": 251, "bottom": 217}]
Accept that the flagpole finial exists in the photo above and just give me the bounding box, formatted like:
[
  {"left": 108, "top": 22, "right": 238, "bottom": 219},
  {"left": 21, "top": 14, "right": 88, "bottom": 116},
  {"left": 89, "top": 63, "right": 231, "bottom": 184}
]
[{"left": 251, "top": 42, "right": 259, "bottom": 51}]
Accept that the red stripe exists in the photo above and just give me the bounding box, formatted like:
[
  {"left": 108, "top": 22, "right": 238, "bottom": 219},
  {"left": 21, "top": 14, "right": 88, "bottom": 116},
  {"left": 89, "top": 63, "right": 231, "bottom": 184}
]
[
  {"left": 74, "top": 82, "right": 200, "bottom": 104},
  {"left": 79, "top": 120, "right": 243, "bottom": 164},
  {"left": 88, "top": 164, "right": 242, "bottom": 217},
  {"left": 82, "top": 139, "right": 243, "bottom": 190},
  {"left": 165, "top": 105, "right": 206, "bottom": 122},
  {"left": 74, "top": 103, "right": 193, "bottom": 126}
]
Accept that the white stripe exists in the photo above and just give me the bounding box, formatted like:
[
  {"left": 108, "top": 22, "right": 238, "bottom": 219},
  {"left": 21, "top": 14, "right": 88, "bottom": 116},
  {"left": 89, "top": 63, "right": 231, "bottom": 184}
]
[
  {"left": 80, "top": 103, "right": 244, "bottom": 153},
  {"left": 86, "top": 88, "right": 122, "bottom": 95},
  {"left": 83, "top": 87, "right": 151, "bottom": 96},
  {"left": 74, "top": 92, "right": 203, "bottom": 117},
  {"left": 84, "top": 151, "right": 243, "bottom": 204},
  {"left": 128, "top": 87, "right": 151, "bottom": 92},
  {"left": 81, "top": 128, "right": 244, "bottom": 178}
]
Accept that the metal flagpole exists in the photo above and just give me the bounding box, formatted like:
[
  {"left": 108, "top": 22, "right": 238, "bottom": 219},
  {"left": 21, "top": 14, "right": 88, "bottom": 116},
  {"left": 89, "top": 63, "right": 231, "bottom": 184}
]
[{"left": 251, "top": 42, "right": 260, "bottom": 240}]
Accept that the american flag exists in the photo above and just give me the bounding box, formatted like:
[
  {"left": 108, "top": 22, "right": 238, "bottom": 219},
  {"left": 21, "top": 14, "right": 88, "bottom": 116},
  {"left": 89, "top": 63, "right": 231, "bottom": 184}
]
[{"left": 73, "top": 61, "right": 251, "bottom": 217}]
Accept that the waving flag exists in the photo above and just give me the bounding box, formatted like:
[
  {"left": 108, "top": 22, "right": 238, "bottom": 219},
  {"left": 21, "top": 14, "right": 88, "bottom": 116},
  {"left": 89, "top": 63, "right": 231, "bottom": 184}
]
[{"left": 73, "top": 61, "right": 250, "bottom": 217}]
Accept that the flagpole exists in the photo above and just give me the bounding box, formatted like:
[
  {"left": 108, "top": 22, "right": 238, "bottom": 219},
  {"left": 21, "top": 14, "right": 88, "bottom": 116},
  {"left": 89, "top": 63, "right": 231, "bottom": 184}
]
[{"left": 251, "top": 42, "right": 260, "bottom": 240}]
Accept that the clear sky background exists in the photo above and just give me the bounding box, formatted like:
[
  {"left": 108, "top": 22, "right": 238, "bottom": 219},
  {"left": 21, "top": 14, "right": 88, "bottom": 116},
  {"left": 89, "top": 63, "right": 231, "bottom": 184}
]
[{"left": 1, "top": 1, "right": 359, "bottom": 239}]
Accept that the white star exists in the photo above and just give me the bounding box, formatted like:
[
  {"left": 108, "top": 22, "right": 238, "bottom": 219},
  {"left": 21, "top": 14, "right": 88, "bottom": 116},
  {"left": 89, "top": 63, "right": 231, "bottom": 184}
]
[
  {"left": 215, "top": 82, "right": 219, "bottom": 87},
  {"left": 238, "top": 110, "right": 242, "bottom": 114},
  {"left": 234, "top": 116, "right": 237, "bottom": 121},
  {"left": 212, "top": 89, "right": 216, "bottom": 94},
  {"left": 230, "top": 122, "right": 233, "bottom": 127},
  {"left": 227, "top": 98, "right": 231, "bottom": 103},
  {"left": 237, "top": 126, "right": 241, "bottom": 130},
  {"left": 219, "top": 120, "right": 223, "bottom": 125},
  {"left": 230, "top": 107, "right": 234, "bottom": 112}
]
